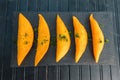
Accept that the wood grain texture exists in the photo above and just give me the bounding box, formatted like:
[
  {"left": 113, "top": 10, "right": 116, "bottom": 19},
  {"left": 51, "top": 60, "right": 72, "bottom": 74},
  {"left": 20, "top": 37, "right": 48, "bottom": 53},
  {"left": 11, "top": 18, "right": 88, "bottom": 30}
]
[
  {"left": 19, "top": 0, "right": 28, "bottom": 11},
  {"left": 60, "top": 0, "right": 68, "bottom": 11},
  {"left": 70, "top": 66, "right": 79, "bottom": 80},
  {"left": 81, "top": 65, "right": 90, "bottom": 80},
  {"left": 78, "top": 0, "right": 89, "bottom": 11},
  {"left": 37, "top": 0, "right": 48, "bottom": 12},
  {"left": 48, "top": 0, "right": 59, "bottom": 11},
  {"left": 0, "top": 0, "right": 7, "bottom": 16},
  {"left": 102, "top": 65, "right": 111, "bottom": 80},
  {"left": 38, "top": 67, "right": 46, "bottom": 80},
  {"left": 16, "top": 68, "right": 24, "bottom": 80},
  {"left": 25, "top": 67, "right": 34, "bottom": 80},
  {"left": 60, "top": 66, "right": 69, "bottom": 80},
  {"left": 90, "top": 65, "right": 100, "bottom": 80},
  {"left": 48, "top": 66, "right": 58, "bottom": 80},
  {"left": 68, "top": 0, "right": 77, "bottom": 11},
  {"left": 28, "top": 0, "right": 37, "bottom": 11},
  {"left": 0, "top": 16, "right": 6, "bottom": 80}
]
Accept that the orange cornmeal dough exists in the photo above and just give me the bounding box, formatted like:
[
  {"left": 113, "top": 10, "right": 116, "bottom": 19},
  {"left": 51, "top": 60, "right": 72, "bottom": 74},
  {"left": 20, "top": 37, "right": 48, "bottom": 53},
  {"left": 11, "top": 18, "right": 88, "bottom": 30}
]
[
  {"left": 72, "top": 16, "right": 88, "bottom": 63},
  {"left": 56, "top": 15, "right": 71, "bottom": 62},
  {"left": 17, "top": 13, "right": 34, "bottom": 66},
  {"left": 35, "top": 14, "right": 50, "bottom": 66},
  {"left": 89, "top": 14, "right": 104, "bottom": 63}
]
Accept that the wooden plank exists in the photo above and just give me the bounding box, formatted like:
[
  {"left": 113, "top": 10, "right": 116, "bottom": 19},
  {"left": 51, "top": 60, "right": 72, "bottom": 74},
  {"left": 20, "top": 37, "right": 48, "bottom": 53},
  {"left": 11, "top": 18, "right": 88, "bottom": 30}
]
[
  {"left": 60, "top": 0, "right": 68, "bottom": 11},
  {"left": 37, "top": 0, "right": 49, "bottom": 12},
  {"left": 38, "top": 67, "right": 46, "bottom": 80},
  {"left": 0, "top": 16, "right": 6, "bottom": 80},
  {"left": 111, "top": 1, "right": 120, "bottom": 80},
  {"left": 116, "top": 0, "right": 120, "bottom": 67},
  {"left": 48, "top": 0, "right": 59, "bottom": 11},
  {"left": 0, "top": 64, "right": 3, "bottom": 80},
  {"left": 7, "top": 0, "right": 18, "bottom": 16},
  {"left": 79, "top": 66, "right": 82, "bottom": 80},
  {"left": 81, "top": 65, "right": 90, "bottom": 80},
  {"left": 48, "top": 66, "right": 58, "bottom": 80},
  {"left": 16, "top": 68, "right": 24, "bottom": 80},
  {"left": 60, "top": 66, "right": 69, "bottom": 80},
  {"left": 110, "top": 65, "right": 120, "bottom": 80},
  {"left": 68, "top": 0, "right": 77, "bottom": 11},
  {"left": 0, "top": 0, "right": 7, "bottom": 16},
  {"left": 88, "top": 0, "right": 98, "bottom": 11},
  {"left": 106, "top": 0, "right": 115, "bottom": 11},
  {"left": 117, "top": 15, "right": 120, "bottom": 68},
  {"left": 11, "top": 68, "right": 16, "bottom": 80},
  {"left": 19, "top": 0, "right": 28, "bottom": 11},
  {"left": 102, "top": 65, "right": 111, "bottom": 80},
  {"left": 78, "top": 0, "right": 89, "bottom": 11},
  {"left": 90, "top": 65, "right": 100, "bottom": 80},
  {"left": 111, "top": 4, "right": 120, "bottom": 80},
  {"left": 2, "top": 11, "right": 12, "bottom": 80},
  {"left": 98, "top": 0, "right": 106, "bottom": 11},
  {"left": 28, "top": 0, "right": 37, "bottom": 11},
  {"left": 70, "top": 66, "right": 79, "bottom": 80},
  {"left": 2, "top": 14, "right": 15, "bottom": 80},
  {"left": 34, "top": 67, "right": 38, "bottom": 80},
  {"left": 25, "top": 67, "right": 34, "bottom": 80}
]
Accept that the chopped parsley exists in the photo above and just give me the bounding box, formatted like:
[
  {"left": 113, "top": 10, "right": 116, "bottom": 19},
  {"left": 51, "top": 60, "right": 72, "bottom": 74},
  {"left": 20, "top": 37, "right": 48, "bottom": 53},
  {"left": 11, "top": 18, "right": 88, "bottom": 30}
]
[
  {"left": 66, "top": 38, "right": 68, "bottom": 42},
  {"left": 24, "top": 33, "right": 28, "bottom": 37},
  {"left": 59, "top": 34, "right": 68, "bottom": 42},
  {"left": 33, "top": 39, "right": 37, "bottom": 44},
  {"left": 99, "top": 40, "right": 102, "bottom": 43},
  {"left": 69, "top": 31, "right": 72, "bottom": 36},
  {"left": 24, "top": 41, "right": 28, "bottom": 45},
  {"left": 34, "top": 27, "right": 38, "bottom": 32},
  {"left": 43, "top": 39, "right": 48, "bottom": 43},
  {"left": 99, "top": 24, "right": 104, "bottom": 28},
  {"left": 75, "top": 33, "right": 80, "bottom": 38},
  {"left": 50, "top": 36, "right": 56, "bottom": 46},
  {"left": 105, "top": 38, "right": 109, "bottom": 43},
  {"left": 40, "top": 39, "right": 48, "bottom": 45},
  {"left": 41, "top": 42, "right": 43, "bottom": 45},
  {"left": 88, "top": 33, "right": 91, "bottom": 39}
]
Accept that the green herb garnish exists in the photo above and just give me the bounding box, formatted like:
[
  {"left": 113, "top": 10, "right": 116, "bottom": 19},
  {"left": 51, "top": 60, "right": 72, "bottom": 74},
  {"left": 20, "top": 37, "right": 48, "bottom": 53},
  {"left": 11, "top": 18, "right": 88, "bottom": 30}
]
[
  {"left": 50, "top": 36, "right": 56, "bottom": 46},
  {"left": 59, "top": 34, "right": 68, "bottom": 41},
  {"left": 99, "top": 40, "right": 102, "bottom": 43},
  {"left": 59, "top": 34, "right": 65, "bottom": 39},
  {"left": 99, "top": 24, "right": 104, "bottom": 28},
  {"left": 34, "top": 27, "right": 38, "bottom": 32},
  {"left": 88, "top": 33, "right": 91, "bottom": 39},
  {"left": 33, "top": 39, "right": 37, "bottom": 44},
  {"left": 40, "top": 39, "right": 48, "bottom": 45},
  {"left": 24, "top": 33, "right": 28, "bottom": 37},
  {"left": 105, "top": 38, "right": 109, "bottom": 43},
  {"left": 43, "top": 39, "right": 48, "bottom": 43},
  {"left": 75, "top": 33, "right": 80, "bottom": 38},
  {"left": 69, "top": 31, "right": 72, "bottom": 36},
  {"left": 59, "top": 34, "right": 66, "bottom": 39},
  {"left": 24, "top": 41, "right": 28, "bottom": 45},
  {"left": 66, "top": 38, "right": 68, "bottom": 42},
  {"left": 41, "top": 42, "right": 43, "bottom": 45}
]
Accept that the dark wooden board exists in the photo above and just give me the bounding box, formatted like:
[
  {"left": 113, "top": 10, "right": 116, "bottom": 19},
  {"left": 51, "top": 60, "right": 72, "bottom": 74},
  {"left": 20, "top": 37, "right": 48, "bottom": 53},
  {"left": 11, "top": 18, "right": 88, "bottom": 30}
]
[{"left": 11, "top": 12, "right": 117, "bottom": 67}]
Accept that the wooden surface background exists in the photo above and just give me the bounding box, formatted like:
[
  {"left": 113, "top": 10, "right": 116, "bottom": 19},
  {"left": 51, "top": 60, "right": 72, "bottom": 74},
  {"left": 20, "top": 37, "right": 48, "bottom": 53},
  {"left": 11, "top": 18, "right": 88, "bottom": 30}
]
[{"left": 0, "top": 0, "right": 120, "bottom": 80}]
